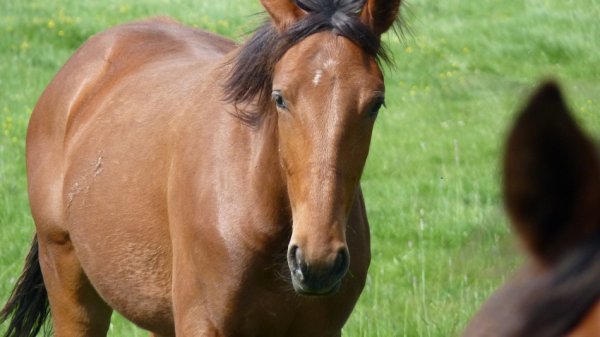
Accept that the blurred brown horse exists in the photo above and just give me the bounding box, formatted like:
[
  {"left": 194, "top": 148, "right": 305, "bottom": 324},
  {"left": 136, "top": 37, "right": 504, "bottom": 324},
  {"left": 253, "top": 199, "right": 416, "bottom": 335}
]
[
  {"left": 0, "top": 0, "right": 402, "bottom": 336},
  {"left": 463, "top": 82, "right": 600, "bottom": 337}
]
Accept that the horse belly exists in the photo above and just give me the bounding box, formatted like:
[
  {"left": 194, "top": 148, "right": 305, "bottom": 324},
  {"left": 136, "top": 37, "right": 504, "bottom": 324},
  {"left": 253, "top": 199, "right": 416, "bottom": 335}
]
[
  {"left": 61, "top": 98, "right": 176, "bottom": 332},
  {"left": 64, "top": 154, "right": 175, "bottom": 332},
  {"left": 72, "top": 219, "right": 174, "bottom": 333}
]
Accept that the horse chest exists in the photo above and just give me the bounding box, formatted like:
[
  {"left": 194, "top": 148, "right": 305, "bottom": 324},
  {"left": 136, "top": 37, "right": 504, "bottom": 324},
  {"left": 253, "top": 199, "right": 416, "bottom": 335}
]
[{"left": 217, "top": 290, "right": 349, "bottom": 337}]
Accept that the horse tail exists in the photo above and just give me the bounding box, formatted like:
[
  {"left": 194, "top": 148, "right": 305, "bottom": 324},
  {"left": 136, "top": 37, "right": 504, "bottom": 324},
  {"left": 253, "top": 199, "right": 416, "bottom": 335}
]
[{"left": 0, "top": 235, "right": 50, "bottom": 337}]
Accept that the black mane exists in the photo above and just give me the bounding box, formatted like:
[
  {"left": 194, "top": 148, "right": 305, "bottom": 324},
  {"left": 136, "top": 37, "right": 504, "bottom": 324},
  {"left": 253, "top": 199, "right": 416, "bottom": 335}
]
[
  {"left": 223, "top": 0, "right": 398, "bottom": 125},
  {"left": 517, "top": 231, "right": 600, "bottom": 336}
]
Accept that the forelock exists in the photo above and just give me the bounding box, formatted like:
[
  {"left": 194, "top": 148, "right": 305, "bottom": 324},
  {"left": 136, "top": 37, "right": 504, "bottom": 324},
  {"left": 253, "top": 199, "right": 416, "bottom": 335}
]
[{"left": 224, "top": 0, "right": 391, "bottom": 126}]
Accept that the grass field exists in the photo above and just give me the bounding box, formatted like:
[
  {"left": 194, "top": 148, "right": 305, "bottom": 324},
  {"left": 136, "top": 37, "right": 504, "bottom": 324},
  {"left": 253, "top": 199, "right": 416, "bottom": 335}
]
[{"left": 1, "top": 0, "right": 599, "bottom": 336}]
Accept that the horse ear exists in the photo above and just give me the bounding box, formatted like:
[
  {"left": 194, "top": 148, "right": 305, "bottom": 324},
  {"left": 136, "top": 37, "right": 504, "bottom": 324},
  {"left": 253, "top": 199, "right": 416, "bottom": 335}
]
[
  {"left": 360, "top": 0, "right": 402, "bottom": 36},
  {"left": 503, "top": 81, "right": 600, "bottom": 266},
  {"left": 260, "top": 0, "right": 306, "bottom": 31}
]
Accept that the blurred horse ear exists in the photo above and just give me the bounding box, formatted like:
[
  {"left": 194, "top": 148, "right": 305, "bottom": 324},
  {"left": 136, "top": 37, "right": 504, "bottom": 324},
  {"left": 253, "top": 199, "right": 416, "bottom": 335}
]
[
  {"left": 503, "top": 81, "right": 600, "bottom": 266},
  {"left": 360, "top": 0, "right": 402, "bottom": 36},
  {"left": 260, "top": 0, "right": 307, "bottom": 31}
]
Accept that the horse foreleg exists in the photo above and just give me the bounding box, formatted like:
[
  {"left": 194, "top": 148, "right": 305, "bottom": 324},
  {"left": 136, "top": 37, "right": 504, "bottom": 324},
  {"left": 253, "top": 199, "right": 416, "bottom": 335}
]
[{"left": 37, "top": 234, "right": 113, "bottom": 337}]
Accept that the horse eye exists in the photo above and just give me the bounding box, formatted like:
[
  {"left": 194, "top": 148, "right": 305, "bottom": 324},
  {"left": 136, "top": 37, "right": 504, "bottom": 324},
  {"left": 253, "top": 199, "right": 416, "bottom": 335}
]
[
  {"left": 271, "top": 91, "right": 288, "bottom": 110},
  {"left": 368, "top": 99, "right": 385, "bottom": 118}
]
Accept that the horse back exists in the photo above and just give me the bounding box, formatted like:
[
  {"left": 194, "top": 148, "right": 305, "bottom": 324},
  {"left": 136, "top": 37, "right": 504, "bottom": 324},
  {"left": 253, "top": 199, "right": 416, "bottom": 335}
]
[{"left": 27, "top": 17, "right": 235, "bottom": 229}]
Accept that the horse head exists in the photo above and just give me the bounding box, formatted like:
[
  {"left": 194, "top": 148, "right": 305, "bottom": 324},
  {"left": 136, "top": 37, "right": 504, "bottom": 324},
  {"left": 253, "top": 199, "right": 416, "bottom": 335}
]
[{"left": 226, "top": 0, "right": 402, "bottom": 295}]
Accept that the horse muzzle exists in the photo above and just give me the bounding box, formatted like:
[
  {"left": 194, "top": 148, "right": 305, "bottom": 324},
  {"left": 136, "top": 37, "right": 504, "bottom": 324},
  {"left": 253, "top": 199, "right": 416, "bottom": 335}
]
[{"left": 287, "top": 244, "right": 350, "bottom": 296}]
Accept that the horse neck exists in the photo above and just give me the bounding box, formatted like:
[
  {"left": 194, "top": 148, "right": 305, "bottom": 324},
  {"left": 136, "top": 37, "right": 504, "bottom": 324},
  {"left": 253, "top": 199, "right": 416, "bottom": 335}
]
[
  {"left": 569, "top": 301, "right": 600, "bottom": 337},
  {"left": 237, "top": 116, "right": 295, "bottom": 260},
  {"left": 227, "top": 98, "right": 291, "bottom": 232},
  {"left": 195, "top": 55, "right": 291, "bottom": 237},
  {"left": 245, "top": 110, "right": 287, "bottom": 199}
]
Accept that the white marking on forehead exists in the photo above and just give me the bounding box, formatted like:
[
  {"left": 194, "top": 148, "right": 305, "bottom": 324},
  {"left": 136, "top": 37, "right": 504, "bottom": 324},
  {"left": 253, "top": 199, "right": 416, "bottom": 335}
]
[
  {"left": 323, "top": 58, "right": 337, "bottom": 69},
  {"left": 313, "top": 70, "right": 323, "bottom": 86},
  {"left": 312, "top": 58, "right": 338, "bottom": 87}
]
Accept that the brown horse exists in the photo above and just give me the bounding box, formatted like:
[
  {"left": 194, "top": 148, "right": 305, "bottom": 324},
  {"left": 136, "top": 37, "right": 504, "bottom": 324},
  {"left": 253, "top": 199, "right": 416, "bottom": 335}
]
[
  {"left": 0, "top": 0, "right": 402, "bottom": 336},
  {"left": 463, "top": 82, "right": 600, "bottom": 337}
]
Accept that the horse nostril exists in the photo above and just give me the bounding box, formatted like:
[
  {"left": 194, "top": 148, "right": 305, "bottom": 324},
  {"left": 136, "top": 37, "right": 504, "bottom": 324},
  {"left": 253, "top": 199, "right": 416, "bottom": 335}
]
[
  {"left": 333, "top": 248, "right": 350, "bottom": 278},
  {"left": 288, "top": 245, "right": 306, "bottom": 281},
  {"left": 287, "top": 245, "right": 349, "bottom": 295},
  {"left": 288, "top": 245, "right": 297, "bottom": 263}
]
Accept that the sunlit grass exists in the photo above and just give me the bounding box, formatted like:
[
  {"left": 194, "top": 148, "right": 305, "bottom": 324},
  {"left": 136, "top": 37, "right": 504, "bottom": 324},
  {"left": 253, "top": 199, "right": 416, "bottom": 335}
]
[{"left": 1, "top": 0, "right": 599, "bottom": 336}]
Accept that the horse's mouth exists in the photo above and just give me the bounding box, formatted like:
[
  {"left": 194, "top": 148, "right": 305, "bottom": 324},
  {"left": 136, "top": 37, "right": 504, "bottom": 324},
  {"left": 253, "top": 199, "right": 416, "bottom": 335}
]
[{"left": 291, "top": 279, "right": 342, "bottom": 297}]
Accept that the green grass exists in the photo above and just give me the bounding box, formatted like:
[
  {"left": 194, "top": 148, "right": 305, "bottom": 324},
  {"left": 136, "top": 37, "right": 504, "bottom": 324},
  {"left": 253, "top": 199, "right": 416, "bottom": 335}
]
[{"left": 1, "top": 0, "right": 599, "bottom": 336}]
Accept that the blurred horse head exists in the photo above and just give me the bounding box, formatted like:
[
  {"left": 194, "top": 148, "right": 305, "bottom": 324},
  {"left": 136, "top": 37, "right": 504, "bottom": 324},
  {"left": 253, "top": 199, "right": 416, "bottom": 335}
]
[{"left": 464, "top": 82, "right": 600, "bottom": 337}]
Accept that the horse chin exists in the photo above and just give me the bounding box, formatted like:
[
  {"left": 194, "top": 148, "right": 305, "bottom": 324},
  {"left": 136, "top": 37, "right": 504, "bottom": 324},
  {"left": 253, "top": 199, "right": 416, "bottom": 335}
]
[{"left": 291, "top": 279, "right": 342, "bottom": 297}]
